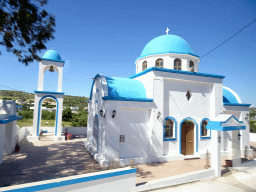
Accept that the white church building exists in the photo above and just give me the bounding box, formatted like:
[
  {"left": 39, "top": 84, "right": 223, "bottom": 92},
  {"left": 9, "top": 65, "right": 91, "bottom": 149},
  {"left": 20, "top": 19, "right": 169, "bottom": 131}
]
[{"left": 86, "top": 33, "right": 251, "bottom": 167}]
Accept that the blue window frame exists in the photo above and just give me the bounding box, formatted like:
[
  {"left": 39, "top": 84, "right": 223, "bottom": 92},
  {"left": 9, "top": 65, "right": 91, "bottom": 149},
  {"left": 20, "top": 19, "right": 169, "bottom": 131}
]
[
  {"left": 200, "top": 118, "right": 211, "bottom": 140},
  {"left": 96, "top": 89, "right": 99, "bottom": 103},
  {"left": 163, "top": 117, "right": 177, "bottom": 141}
]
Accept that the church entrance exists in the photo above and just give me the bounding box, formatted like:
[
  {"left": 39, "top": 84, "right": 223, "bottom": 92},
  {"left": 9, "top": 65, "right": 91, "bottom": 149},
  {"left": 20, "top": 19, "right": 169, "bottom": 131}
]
[{"left": 181, "top": 121, "right": 194, "bottom": 156}]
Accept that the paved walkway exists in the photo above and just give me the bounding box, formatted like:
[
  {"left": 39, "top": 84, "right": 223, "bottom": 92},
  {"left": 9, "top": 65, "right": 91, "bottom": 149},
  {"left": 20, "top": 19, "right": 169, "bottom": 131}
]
[
  {"left": 151, "top": 163, "right": 256, "bottom": 192},
  {"left": 0, "top": 137, "right": 105, "bottom": 187}
]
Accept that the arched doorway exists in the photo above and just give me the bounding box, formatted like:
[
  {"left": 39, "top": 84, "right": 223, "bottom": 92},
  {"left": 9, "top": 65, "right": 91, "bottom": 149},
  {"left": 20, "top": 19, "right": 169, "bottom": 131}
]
[
  {"left": 181, "top": 119, "right": 195, "bottom": 155},
  {"left": 37, "top": 95, "right": 59, "bottom": 137},
  {"left": 93, "top": 115, "right": 99, "bottom": 152}
]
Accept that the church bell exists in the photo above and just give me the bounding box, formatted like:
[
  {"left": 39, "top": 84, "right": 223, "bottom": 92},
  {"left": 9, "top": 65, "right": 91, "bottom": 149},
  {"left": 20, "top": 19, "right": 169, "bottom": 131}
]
[{"left": 49, "top": 65, "right": 54, "bottom": 72}]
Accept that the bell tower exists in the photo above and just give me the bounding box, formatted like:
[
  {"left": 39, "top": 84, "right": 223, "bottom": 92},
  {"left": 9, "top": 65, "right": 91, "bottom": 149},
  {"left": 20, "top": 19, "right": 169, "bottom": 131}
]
[{"left": 27, "top": 50, "right": 65, "bottom": 142}]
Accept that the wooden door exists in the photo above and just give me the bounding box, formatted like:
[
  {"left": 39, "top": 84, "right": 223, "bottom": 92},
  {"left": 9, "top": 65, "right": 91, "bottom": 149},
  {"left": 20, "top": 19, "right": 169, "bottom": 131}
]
[{"left": 181, "top": 124, "right": 194, "bottom": 155}]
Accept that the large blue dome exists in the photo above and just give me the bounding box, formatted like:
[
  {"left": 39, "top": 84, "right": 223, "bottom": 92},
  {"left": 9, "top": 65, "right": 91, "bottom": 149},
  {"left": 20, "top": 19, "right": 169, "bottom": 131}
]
[
  {"left": 42, "top": 50, "right": 62, "bottom": 61},
  {"left": 139, "top": 35, "right": 199, "bottom": 58}
]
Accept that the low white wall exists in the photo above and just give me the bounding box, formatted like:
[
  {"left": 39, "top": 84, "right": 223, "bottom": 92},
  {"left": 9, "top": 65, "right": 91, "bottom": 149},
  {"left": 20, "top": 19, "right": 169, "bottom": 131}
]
[
  {"left": 63, "top": 127, "right": 87, "bottom": 136},
  {"left": 19, "top": 126, "right": 87, "bottom": 137},
  {"left": 0, "top": 167, "right": 136, "bottom": 192},
  {"left": 135, "top": 168, "right": 215, "bottom": 191},
  {"left": 250, "top": 133, "right": 256, "bottom": 142}
]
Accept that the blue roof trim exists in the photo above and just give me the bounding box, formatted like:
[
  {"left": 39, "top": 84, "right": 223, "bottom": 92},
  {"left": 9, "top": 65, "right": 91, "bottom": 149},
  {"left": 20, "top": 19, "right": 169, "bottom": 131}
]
[
  {"left": 102, "top": 96, "right": 153, "bottom": 102},
  {"left": 137, "top": 52, "right": 199, "bottom": 60},
  {"left": 0, "top": 115, "right": 23, "bottom": 124},
  {"left": 34, "top": 91, "right": 65, "bottom": 95},
  {"left": 41, "top": 58, "right": 65, "bottom": 63},
  {"left": 129, "top": 67, "right": 225, "bottom": 79},
  {"left": 89, "top": 74, "right": 103, "bottom": 100},
  {"left": 223, "top": 88, "right": 238, "bottom": 104},
  {"left": 105, "top": 76, "right": 149, "bottom": 100},
  {"left": 207, "top": 121, "right": 246, "bottom": 131},
  {"left": 89, "top": 74, "right": 151, "bottom": 102},
  {"left": 223, "top": 103, "right": 251, "bottom": 107},
  {"left": 207, "top": 115, "right": 245, "bottom": 131}
]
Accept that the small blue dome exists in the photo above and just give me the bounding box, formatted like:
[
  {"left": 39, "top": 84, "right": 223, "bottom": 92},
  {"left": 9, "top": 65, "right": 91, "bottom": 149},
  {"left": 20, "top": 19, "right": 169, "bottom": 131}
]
[
  {"left": 42, "top": 50, "right": 61, "bottom": 61},
  {"left": 140, "top": 35, "right": 198, "bottom": 58},
  {"left": 223, "top": 87, "right": 239, "bottom": 104}
]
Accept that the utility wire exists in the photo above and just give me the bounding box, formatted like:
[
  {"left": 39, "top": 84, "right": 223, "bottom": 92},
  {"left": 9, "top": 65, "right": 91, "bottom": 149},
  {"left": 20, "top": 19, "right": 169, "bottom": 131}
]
[
  {"left": 197, "top": 18, "right": 256, "bottom": 62},
  {"left": 0, "top": 84, "right": 25, "bottom": 93}
]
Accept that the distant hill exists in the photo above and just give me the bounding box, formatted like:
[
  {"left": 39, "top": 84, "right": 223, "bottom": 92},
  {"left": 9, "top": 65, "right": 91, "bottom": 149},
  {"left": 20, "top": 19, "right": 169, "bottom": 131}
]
[{"left": 0, "top": 90, "right": 89, "bottom": 109}]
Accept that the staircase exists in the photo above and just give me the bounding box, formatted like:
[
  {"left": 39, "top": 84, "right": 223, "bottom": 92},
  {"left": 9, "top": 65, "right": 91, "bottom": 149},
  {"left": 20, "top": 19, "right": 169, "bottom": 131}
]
[{"left": 39, "top": 132, "right": 54, "bottom": 141}]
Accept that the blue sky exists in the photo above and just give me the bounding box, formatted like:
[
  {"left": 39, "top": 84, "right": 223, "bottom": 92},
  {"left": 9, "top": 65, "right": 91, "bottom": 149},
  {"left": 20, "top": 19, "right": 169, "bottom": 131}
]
[{"left": 0, "top": 0, "right": 255, "bottom": 106}]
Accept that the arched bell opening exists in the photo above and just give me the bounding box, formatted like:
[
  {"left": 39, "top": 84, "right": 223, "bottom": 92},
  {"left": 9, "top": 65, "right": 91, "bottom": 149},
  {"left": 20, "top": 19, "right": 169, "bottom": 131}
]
[{"left": 37, "top": 95, "right": 59, "bottom": 139}]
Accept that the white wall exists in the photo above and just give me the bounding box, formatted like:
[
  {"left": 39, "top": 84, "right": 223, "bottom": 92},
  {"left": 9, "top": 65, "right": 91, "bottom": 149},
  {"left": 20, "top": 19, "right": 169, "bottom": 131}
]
[
  {"left": 250, "top": 133, "right": 256, "bottom": 142},
  {"left": 0, "top": 167, "right": 136, "bottom": 192},
  {"left": 63, "top": 127, "right": 87, "bottom": 136}
]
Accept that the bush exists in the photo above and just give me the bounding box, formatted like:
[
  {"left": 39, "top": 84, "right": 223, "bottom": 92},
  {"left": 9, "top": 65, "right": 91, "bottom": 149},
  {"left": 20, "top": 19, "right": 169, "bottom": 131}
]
[
  {"left": 18, "top": 110, "right": 33, "bottom": 119},
  {"left": 71, "top": 110, "right": 87, "bottom": 127},
  {"left": 62, "top": 108, "right": 72, "bottom": 121},
  {"left": 250, "top": 120, "right": 256, "bottom": 133},
  {"left": 41, "top": 110, "right": 55, "bottom": 120}
]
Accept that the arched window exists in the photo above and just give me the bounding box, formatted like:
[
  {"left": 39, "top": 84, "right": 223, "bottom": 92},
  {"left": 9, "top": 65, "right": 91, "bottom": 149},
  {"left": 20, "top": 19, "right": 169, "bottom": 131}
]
[
  {"left": 189, "top": 60, "right": 194, "bottom": 68},
  {"left": 155, "top": 59, "right": 163, "bottom": 68},
  {"left": 174, "top": 58, "right": 182, "bottom": 70},
  {"left": 142, "top": 61, "right": 147, "bottom": 71},
  {"left": 189, "top": 60, "right": 194, "bottom": 72},
  {"left": 165, "top": 119, "right": 174, "bottom": 138},
  {"left": 201, "top": 120, "right": 208, "bottom": 136}
]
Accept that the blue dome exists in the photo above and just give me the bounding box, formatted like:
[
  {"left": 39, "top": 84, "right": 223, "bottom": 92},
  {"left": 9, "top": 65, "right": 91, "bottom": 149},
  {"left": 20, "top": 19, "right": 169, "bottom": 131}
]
[
  {"left": 140, "top": 35, "right": 198, "bottom": 58},
  {"left": 223, "top": 87, "right": 240, "bottom": 104},
  {"left": 42, "top": 50, "right": 62, "bottom": 61}
]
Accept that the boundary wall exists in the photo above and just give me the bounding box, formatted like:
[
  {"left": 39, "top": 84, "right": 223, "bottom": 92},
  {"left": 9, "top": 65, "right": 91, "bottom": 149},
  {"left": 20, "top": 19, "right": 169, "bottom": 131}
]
[{"left": 1, "top": 167, "right": 136, "bottom": 192}]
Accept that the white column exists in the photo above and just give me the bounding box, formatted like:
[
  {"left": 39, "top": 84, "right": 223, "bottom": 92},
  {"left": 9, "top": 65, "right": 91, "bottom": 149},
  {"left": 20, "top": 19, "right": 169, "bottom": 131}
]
[
  {"left": 0, "top": 124, "right": 6, "bottom": 165},
  {"left": 57, "top": 67, "right": 63, "bottom": 92},
  {"left": 38, "top": 63, "right": 44, "bottom": 91},
  {"left": 211, "top": 130, "right": 221, "bottom": 177},
  {"left": 232, "top": 130, "right": 241, "bottom": 167},
  {"left": 54, "top": 97, "right": 65, "bottom": 141}
]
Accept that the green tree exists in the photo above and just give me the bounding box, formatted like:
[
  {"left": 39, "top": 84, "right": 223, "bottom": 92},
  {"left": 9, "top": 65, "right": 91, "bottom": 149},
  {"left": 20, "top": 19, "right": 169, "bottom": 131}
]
[
  {"left": 250, "top": 120, "right": 256, "bottom": 133},
  {"left": 71, "top": 110, "right": 87, "bottom": 127},
  {"left": 0, "top": 0, "right": 55, "bottom": 65},
  {"left": 62, "top": 107, "right": 72, "bottom": 122}
]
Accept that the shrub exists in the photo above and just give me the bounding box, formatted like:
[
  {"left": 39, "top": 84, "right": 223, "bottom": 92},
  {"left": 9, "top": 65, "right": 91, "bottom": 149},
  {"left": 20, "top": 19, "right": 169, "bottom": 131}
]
[
  {"left": 71, "top": 110, "right": 87, "bottom": 127},
  {"left": 18, "top": 110, "right": 33, "bottom": 119},
  {"left": 250, "top": 120, "right": 256, "bottom": 133},
  {"left": 62, "top": 108, "right": 72, "bottom": 121}
]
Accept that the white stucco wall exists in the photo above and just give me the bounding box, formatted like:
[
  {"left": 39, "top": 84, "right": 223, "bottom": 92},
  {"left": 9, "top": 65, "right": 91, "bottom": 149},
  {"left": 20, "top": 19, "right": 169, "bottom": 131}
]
[{"left": 38, "top": 60, "right": 64, "bottom": 92}]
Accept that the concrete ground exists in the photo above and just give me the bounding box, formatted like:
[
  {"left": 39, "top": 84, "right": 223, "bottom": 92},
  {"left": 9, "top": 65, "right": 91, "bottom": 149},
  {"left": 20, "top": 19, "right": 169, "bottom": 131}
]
[
  {"left": 1, "top": 138, "right": 256, "bottom": 189},
  {"left": 150, "top": 164, "right": 256, "bottom": 192},
  {"left": 142, "top": 143, "right": 256, "bottom": 192},
  {"left": 0, "top": 136, "right": 105, "bottom": 187}
]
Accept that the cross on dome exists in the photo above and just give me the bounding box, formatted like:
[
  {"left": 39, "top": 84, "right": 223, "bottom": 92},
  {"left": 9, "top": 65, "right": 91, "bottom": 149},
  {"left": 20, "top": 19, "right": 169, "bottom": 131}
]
[{"left": 166, "top": 27, "right": 170, "bottom": 35}]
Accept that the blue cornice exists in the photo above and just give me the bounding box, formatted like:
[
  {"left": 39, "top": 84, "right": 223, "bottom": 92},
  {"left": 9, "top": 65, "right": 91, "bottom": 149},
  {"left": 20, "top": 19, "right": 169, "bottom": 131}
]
[
  {"left": 223, "top": 103, "right": 251, "bottom": 107},
  {"left": 137, "top": 52, "right": 200, "bottom": 61},
  {"left": 41, "top": 58, "right": 65, "bottom": 63},
  {"left": 0, "top": 115, "right": 23, "bottom": 124},
  {"left": 129, "top": 67, "right": 225, "bottom": 79},
  {"left": 34, "top": 91, "right": 65, "bottom": 95},
  {"left": 102, "top": 96, "right": 153, "bottom": 102}
]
